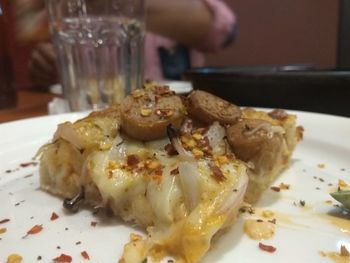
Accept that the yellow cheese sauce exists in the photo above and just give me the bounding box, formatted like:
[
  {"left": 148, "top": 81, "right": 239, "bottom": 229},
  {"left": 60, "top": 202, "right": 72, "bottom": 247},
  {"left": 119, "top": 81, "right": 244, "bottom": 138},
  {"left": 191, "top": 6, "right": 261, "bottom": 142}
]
[
  {"left": 244, "top": 219, "right": 275, "bottom": 240},
  {"left": 319, "top": 212, "right": 350, "bottom": 236}
]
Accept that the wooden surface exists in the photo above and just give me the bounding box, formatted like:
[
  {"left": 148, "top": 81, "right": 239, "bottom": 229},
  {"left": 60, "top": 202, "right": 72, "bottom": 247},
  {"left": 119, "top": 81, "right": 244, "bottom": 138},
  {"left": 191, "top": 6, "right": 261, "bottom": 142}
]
[{"left": 0, "top": 90, "right": 57, "bottom": 123}]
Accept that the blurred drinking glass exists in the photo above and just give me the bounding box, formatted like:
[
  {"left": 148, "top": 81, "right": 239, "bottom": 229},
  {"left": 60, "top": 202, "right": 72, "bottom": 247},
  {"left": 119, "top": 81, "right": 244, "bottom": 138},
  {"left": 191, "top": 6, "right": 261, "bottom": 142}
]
[
  {"left": 0, "top": 0, "right": 17, "bottom": 110},
  {"left": 46, "top": 0, "right": 145, "bottom": 111}
]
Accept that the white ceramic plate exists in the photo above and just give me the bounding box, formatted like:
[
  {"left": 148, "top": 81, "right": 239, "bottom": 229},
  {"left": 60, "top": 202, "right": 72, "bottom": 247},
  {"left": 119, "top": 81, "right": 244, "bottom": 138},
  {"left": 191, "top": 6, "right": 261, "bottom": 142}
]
[{"left": 0, "top": 111, "right": 349, "bottom": 263}]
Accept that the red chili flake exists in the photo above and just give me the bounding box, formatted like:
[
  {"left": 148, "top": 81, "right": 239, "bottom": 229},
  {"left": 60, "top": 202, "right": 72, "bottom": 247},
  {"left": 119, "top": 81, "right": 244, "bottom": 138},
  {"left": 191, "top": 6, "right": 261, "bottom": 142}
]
[
  {"left": 90, "top": 221, "right": 97, "bottom": 227},
  {"left": 81, "top": 251, "right": 90, "bottom": 260},
  {"left": 154, "top": 167, "right": 163, "bottom": 176},
  {"left": 53, "top": 253, "right": 72, "bottom": 263},
  {"left": 259, "top": 242, "right": 277, "bottom": 253},
  {"left": 20, "top": 162, "right": 37, "bottom": 168},
  {"left": 50, "top": 212, "right": 59, "bottom": 221},
  {"left": 170, "top": 168, "right": 179, "bottom": 176},
  {"left": 164, "top": 143, "right": 178, "bottom": 156},
  {"left": 27, "top": 224, "right": 43, "bottom": 235},
  {"left": 0, "top": 219, "right": 10, "bottom": 224},
  {"left": 24, "top": 174, "right": 33, "bottom": 178},
  {"left": 127, "top": 155, "right": 140, "bottom": 166},
  {"left": 209, "top": 164, "right": 226, "bottom": 182},
  {"left": 270, "top": 186, "right": 280, "bottom": 192}
]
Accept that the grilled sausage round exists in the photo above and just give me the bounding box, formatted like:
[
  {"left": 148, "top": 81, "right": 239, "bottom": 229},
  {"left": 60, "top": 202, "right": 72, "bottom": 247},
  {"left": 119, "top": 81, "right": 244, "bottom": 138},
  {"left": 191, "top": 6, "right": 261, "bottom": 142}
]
[
  {"left": 187, "top": 90, "right": 241, "bottom": 125},
  {"left": 226, "top": 119, "right": 284, "bottom": 173},
  {"left": 121, "top": 86, "right": 186, "bottom": 141}
]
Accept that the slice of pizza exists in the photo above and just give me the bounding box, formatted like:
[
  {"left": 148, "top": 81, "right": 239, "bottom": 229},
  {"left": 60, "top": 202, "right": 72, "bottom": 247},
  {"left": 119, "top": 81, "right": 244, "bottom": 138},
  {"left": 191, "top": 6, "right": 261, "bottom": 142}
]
[
  {"left": 187, "top": 90, "right": 304, "bottom": 204},
  {"left": 39, "top": 85, "right": 249, "bottom": 263}
]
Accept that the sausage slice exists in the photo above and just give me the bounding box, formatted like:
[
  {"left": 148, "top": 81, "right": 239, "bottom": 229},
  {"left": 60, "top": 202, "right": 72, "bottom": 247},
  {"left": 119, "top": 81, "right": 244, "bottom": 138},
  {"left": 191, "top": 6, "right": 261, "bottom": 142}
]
[
  {"left": 226, "top": 119, "right": 284, "bottom": 173},
  {"left": 187, "top": 90, "right": 241, "bottom": 125},
  {"left": 121, "top": 85, "right": 186, "bottom": 141}
]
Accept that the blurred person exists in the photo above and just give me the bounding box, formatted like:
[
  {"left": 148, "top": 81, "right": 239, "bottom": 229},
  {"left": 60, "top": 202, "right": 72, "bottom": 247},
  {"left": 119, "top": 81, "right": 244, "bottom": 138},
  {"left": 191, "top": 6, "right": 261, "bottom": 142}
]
[{"left": 25, "top": 0, "right": 237, "bottom": 86}]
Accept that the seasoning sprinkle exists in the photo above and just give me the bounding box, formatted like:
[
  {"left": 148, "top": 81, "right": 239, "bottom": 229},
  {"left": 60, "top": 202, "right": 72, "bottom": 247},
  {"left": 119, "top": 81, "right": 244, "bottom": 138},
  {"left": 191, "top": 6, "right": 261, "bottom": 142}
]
[
  {"left": 270, "top": 186, "right": 280, "bottom": 192},
  {"left": 53, "top": 254, "right": 72, "bottom": 263},
  {"left": 25, "top": 224, "right": 43, "bottom": 236},
  {"left": 0, "top": 219, "right": 10, "bottom": 224},
  {"left": 50, "top": 212, "right": 59, "bottom": 221},
  {"left": 258, "top": 242, "right": 277, "bottom": 253},
  {"left": 81, "top": 251, "right": 90, "bottom": 260}
]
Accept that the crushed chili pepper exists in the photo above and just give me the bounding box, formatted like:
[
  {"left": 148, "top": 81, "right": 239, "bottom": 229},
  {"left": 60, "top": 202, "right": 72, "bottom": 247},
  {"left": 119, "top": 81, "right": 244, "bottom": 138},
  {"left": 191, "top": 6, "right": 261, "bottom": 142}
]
[
  {"left": 259, "top": 242, "right": 277, "bottom": 253},
  {"left": 20, "top": 162, "right": 37, "bottom": 168},
  {"left": 209, "top": 164, "right": 226, "bottom": 182},
  {"left": 81, "top": 251, "right": 90, "bottom": 260},
  {"left": 26, "top": 224, "right": 43, "bottom": 235},
  {"left": 90, "top": 221, "right": 97, "bottom": 227},
  {"left": 50, "top": 212, "right": 59, "bottom": 221},
  {"left": 127, "top": 155, "right": 140, "bottom": 166},
  {"left": 270, "top": 186, "right": 281, "bottom": 192},
  {"left": 0, "top": 219, "right": 10, "bottom": 224},
  {"left": 53, "top": 254, "right": 72, "bottom": 263}
]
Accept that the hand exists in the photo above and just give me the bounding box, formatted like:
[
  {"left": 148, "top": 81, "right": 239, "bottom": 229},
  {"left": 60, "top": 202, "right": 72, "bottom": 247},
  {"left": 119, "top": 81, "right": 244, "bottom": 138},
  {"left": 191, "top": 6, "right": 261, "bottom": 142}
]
[{"left": 28, "top": 42, "right": 59, "bottom": 86}]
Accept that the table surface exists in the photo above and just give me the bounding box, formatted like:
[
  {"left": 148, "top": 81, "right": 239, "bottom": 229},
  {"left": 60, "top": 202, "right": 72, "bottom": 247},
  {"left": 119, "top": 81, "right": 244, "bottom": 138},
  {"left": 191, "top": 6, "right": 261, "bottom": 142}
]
[{"left": 0, "top": 90, "right": 57, "bottom": 123}]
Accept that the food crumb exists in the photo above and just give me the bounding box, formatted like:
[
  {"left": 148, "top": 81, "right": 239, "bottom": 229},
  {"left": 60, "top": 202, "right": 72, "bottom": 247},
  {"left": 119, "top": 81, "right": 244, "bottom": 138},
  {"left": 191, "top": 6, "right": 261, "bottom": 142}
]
[
  {"left": 279, "top": 183, "right": 290, "bottom": 190},
  {"left": 76, "top": 241, "right": 82, "bottom": 245},
  {"left": 90, "top": 221, "right": 97, "bottom": 227},
  {"left": 0, "top": 227, "right": 7, "bottom": 234},
  {"left": 37, "top": 256, "right": 42, "bottom": 261},
  {"left": 299, "top": 200, "right": 306, "bottom": 207},
  {"left": 318, "top": 163, "right": 325, "bottom": 169},
  {"left": 6, "top": 254, "right": 22, "bottom": 263},
  {"left": 324, "top": 200, "right": 333, "bottom": 205}
]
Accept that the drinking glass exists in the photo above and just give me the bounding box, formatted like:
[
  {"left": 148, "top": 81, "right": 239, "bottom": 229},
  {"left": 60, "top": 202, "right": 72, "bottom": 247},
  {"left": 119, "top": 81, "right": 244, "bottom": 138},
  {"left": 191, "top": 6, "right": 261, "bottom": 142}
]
[{"left": 46, "top": 0, "right": 145, "bottom": 111}]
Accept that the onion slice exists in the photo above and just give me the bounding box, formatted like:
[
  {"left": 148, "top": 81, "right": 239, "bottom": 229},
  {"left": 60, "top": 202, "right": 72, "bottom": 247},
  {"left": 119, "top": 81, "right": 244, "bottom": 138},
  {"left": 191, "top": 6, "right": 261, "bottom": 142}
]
[
  {"left": 167, "top": 124, "right": 194, "bottom": 161},
  {"left": 54, "top": 122, "right": 85, "bottom": 150},
  {"left": 178, "top": 161, "right": 201, "bottom": 211}
]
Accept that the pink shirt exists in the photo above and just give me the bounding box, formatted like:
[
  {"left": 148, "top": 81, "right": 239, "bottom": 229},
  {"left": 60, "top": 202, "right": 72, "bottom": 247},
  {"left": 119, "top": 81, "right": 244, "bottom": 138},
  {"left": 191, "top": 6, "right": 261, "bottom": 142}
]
[{"left": 144, "top": 0, "right": 236, "bottom": 80}]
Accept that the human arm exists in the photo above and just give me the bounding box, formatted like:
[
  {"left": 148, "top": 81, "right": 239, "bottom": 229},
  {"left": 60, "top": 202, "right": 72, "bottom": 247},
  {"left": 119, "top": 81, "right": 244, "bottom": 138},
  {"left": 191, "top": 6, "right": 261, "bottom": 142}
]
[{"left": 146, "top": 0, "right": 236, "bottom": 52}]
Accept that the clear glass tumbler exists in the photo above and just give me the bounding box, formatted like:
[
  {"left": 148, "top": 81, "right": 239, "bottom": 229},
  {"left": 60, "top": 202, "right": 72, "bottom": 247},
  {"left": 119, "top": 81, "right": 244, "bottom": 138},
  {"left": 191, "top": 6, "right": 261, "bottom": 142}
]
[{"left": 46, "top": 0, "right": 145, "bottom": 111}]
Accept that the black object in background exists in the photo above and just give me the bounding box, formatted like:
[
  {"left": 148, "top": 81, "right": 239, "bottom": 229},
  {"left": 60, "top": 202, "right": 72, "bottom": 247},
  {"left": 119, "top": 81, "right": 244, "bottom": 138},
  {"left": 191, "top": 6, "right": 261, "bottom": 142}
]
[
  {"left": 184, "top": 66, "right": 350, "bottom": 117},
  {"left": 158, "top": 44, "right": 190, "bottom": 80}
]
